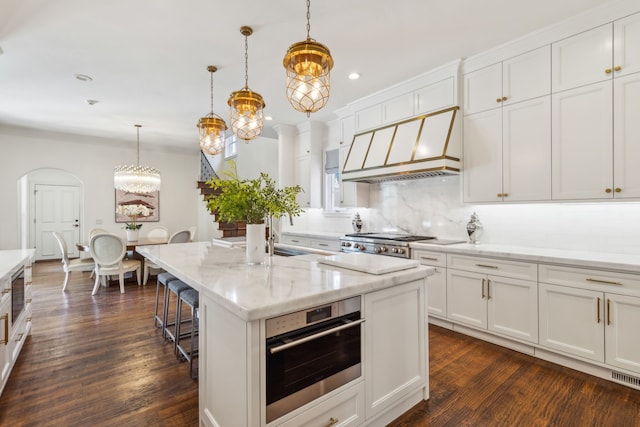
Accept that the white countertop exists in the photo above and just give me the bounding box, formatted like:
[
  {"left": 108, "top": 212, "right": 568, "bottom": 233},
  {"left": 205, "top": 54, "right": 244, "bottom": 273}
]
[
  {"left": 137, "top": 242, "right": 432, "bottom": 321},
  {"left": 411, "top": 242, "right": 640, "bottom": 273},
  {"left": 0, "top": 249, "right": 35, "bottom": 278},
  {"left": 281, "top": 230, "right": 343, "bottom": 239}
]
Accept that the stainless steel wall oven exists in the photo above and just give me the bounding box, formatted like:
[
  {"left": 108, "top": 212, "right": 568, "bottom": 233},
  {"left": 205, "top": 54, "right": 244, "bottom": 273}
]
[{"left": 265, "top": 296, "right": 363, "bottom": 423}]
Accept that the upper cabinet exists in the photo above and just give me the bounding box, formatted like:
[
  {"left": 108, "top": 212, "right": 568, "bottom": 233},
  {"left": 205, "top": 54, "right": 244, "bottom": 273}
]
[{"left": 463, "top": 46, "right": 551, "bottom": 203}]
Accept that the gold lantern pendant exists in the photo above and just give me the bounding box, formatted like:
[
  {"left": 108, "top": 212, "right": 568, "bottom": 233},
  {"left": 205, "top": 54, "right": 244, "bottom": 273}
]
[
  {"left": 198, "top": 66, "right": 227, "bottom": 155},
  {"left": 283, "top": 0, "right": 334, "bottom": 117},
  {"left": 228, "top": 26, "right": 265, "bottom": 142}
]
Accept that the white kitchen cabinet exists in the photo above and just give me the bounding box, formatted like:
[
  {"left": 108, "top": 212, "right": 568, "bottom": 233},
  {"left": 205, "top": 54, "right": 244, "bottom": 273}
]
[
  {"left": 382, "top": 92, "right": 414, "bottom": 124},
  {"left": 339, "top": 142, "right": 369, "bottom": 208},
  {"left": 463, "top": 96, "right": 551, "bottom": 202},
  {"left": 355, "top": 104, "right": 382, "bottom": 132},
  {"left": 538, "top": 264, "right": 640, "bottom": 373},
  {"left": 277, "top": 381, "right": 364, "bottom": 427},
  {"left": 613, "top": 12, "right": 640, "bottom": 77},
  {"left": 364, "top": 279, "right": 427, "bottom": 420},
  {"left": 412, "top": 249, "right": 447, "bottom": 318},
  {"left": 281, "top": 234, "right": 311, "bottom": 248},
  {"left": 463, "top": 46, "right": 551, "bottom": 203},
  {"left": 613, "top": 72, "right": 640, "bottom": 198},
  {"left": 464, "top": 46, "right": 550, "bottom": 116},
  {"left": 446, "top": 255, "right": 538, "bottom": 343},
  {"left": 551, "top": 81, "right": 613, "bottom": 200},
  {"left": 0, "top": 295, "right": 10, "bottom": 391},
  {"left": 309, "top": 238, "right": 340, "bottom": 252},
  {"left": 295, "top": 154, "right": 311, "bottom": 208}
]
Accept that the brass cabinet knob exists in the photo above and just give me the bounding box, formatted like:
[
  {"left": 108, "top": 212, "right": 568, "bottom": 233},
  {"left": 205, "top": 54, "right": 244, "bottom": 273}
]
[
  {"left": 605, "top": 68, "right": 612, "bottom": 74},
  {"left": 615, "top": 188, "right": 621, "bottom": 193},
  {"left": 496, "top": 98, "right": 502, "bottom": 103},
  {"left": 614, "top": 65, "right": 622, "bottom": 72},
  {"left": 502, "top": 96, "right": 507, "bottom": 101},
  {"left": 497, "top": 193, "right": 503, "bottom": 197},
  {"left": 605, "top": 188, "right": 612, "bottom": 193}
]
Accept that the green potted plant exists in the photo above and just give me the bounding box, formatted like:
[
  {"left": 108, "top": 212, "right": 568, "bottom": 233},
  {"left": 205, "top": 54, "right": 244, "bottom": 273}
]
[{"left": 206, "top": 162, "right": 303, "bottom": 264}]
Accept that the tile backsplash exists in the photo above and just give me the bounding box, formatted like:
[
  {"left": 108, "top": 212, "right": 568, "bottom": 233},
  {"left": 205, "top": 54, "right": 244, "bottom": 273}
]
[{"left": 284, "top": 175, "right": 640, "bottom": 255}]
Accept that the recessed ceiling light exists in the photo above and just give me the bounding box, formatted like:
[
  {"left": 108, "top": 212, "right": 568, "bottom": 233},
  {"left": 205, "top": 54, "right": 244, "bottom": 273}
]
[
  {"left": 87, "top": 99, "right": 99, "bottom": 106},
  {"left": 265, "top": 116, "right": 273, "bottom": 121},
  {"left": 348, "top": 72, "right": 360, "bottom": 80},
  {"left": 74, "top": 74, "right": 93, "bottom": 82}
]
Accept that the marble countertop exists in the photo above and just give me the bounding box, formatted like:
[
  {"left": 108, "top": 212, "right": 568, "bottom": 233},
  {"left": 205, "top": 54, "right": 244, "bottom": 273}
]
[
  {"left": 0, "top": 249, "right": 35, "bottom": 279},
  {"left": 411, "top": 242, "right": 640, "bottom": 273},
  {"left": 137, "top": 242, "right": 431, "bottom": 321},
  {"left": 281, "top": 230, "right": 343, "bottom": 239}
]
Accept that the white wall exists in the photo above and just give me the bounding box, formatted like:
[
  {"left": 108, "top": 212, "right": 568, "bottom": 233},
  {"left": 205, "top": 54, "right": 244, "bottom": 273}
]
[{"left": 0, "top": 124, "right": 202, "bottom": 250}]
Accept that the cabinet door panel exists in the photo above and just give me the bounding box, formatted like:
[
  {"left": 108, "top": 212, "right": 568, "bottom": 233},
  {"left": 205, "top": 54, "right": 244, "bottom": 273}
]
[
  {"left": 463, "top": 63, "right": 502, "bottom": 115},
  {"left": 426, "top": 267, "right": 446, "bottom": 318},
  {"left": 613, "top": 73, "right": 640, "bottom": 198},
  {"left": 613, "top": 12, "right": 640, "bottom": 77},
  {"left": 503, "top": 46, "right": 551, "bottom": 104},
  {"left": 552, "top": 24, "right": 612, "bottom": 92},
  {"left": 487, "top": 276, "right": 538, "bottom": 343},
  {"left": 463, "top": 109, "right": 502, "bottom": 203},
  {"left": 446, "top": 269, "right": 487, "bottom": 329},
  {"left": 502, "top": 96, "right": 551, "bottom": 201},
  {"left": 539, "top": 283, "right": 604, "bottom": 362},
  {"left": 605, "top": 293, "right": 640, "bottom": 374},
  {"left": 551, "top": 81, "right": 613, "bottom": 200},
  {"left": 383, "top": 93, "right": 414, "bottom": 123}
]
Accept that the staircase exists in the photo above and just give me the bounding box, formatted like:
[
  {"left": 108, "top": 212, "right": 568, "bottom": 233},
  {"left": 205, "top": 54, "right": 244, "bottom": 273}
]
[{"left": 197, "top": 181, "right": 246, "bottom": 238}]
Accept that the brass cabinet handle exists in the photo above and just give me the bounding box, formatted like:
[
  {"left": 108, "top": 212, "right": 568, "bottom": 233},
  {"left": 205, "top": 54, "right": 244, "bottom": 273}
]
[
  {"left": 605, "top": 68, "right": 612, "bottom": 74},
  {"left": 420, "top": 256, "right": 439, "bottom": 262},
  {"left": 476, "top": 263, "right": 498, "bottom": 269},
  {"left": 586, "top": 278, "right": 622, "bottom": 286},
  {"left": 497, "top": 193, "right": 503, "bottom": 198},
  {"left": 487, "top": 279, "right": 492, "bottom": 300},
  {"left": 1, "top": 314, "right": 7, "bottom": 345},
  {"left": 502, "top": 193, "right": 509, "bottom": 197},
  {"left": 326, "top": 417, "right": 339, "bottom": 427},
  {"left": 607, "top": 299, "right": 611, "bottom": 326},
  {"left": 597, "top": 297, "right": 601, "bottom": 323},
  {"left": 318, "top": 243, "right": 329, "bottom": 247},
  {"left": 615, "top": 188, "right": 621, "bottom": 193},
  {"left": 481, "top": 278, "right": 486, "bottom": 299},
  {"left": 502, "top": 96, "right": 507, "bottom": 101},
  {"left": 605, "top": 188, "right": 612, "bottom": 193},
  {"left": 1, "top": 289, "right": 10, "bottom": 294},
  {"left": 614, "top": 65, "right": 622, "bottom": 72}
]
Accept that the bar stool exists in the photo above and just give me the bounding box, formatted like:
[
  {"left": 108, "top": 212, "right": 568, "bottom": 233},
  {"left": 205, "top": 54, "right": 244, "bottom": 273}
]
[
  {"left": 154, "top": 272, "right": 179, "bottom": 328},
  {"left": 175, "top": 288, "right": 199, "bottom": 379},
  {"left": 164, "top": 279, "right": 193, "bottom": 342}
]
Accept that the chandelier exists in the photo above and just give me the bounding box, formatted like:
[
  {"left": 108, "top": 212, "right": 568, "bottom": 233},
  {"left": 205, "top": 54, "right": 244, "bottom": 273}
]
[
  {"left": 283, "top": 0, "right": 334, "bottom": 117},
  {"left": 197, "top": 65, "right": 227, "bottom": 155},
  {"left": 114, "top": 125, "right": 161, "bottom": 194},
  {"left": 228, "top": 26, "right": 265, "bottom": 141}
]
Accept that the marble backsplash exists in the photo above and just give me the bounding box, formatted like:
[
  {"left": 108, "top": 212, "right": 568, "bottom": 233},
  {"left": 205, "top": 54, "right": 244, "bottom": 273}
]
[{"left": 284, "top": 175, "right": 640, "bottom": 255}]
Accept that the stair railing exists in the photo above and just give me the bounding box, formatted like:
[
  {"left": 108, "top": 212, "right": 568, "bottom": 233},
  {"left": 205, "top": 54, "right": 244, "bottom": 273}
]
[{"left": 200, "top": 151, "right": 219, "bottom": 183}]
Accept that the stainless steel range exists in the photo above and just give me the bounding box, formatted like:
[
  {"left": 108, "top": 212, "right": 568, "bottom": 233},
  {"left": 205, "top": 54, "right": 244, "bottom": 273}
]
[{"left": 340, "top": 233, "right": 436, "bottom": 258}]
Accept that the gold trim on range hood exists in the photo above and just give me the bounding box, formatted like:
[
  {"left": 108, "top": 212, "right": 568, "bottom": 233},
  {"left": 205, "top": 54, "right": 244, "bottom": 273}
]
[{"left": 342, "top": 106, "right": 460, "bottom": 183}]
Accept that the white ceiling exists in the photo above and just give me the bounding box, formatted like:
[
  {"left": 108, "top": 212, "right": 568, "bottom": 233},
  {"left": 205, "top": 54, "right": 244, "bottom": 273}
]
[{"left": 0, "top": 0, "right": 612, "bottom": 152}]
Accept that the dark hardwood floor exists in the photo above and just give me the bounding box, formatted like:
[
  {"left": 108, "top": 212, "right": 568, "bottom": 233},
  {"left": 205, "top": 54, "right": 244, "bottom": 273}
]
[{"left": 1, "top": 260, "right": 639, "bottom": 426}]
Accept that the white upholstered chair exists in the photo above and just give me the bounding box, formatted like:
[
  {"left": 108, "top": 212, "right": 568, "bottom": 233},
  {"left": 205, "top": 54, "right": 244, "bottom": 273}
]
[
  {"left": 143, "top": 229, "right": 192, "bottom": 285},
  {"left": 88, "top": 227, "right": 109, "bottom": 239},
  {"left": 146, "top": 226, "right": 170, "bottom": 242},
  {"left": 90, "top": 233, "right": 141, "bottom": 295},
  {"left": 52, "top": 231, "right": 95, "bottom": 292},
  {"left": 188, "top": 226, "right": 197, "bottom": 242}
]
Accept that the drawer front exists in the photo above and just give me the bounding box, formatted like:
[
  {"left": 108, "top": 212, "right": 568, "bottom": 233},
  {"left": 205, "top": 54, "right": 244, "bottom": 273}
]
[
  {"left": 281, "top": 235, "right": 311, "bottom": 248},
  {"left": 310, "top": 239, "right": 341, "bottom": 252},
  {"left": 447, "top": 254, "right": 537, "bottom": 281},
  {"left": 412, "top": 249, "right": 446, "bottom": 267},
  {"left": 277, "top": 381, "right": 364, "bottom": 427},
  {"left": 539, "top": 264, "right": 640, "bottom": 295}
]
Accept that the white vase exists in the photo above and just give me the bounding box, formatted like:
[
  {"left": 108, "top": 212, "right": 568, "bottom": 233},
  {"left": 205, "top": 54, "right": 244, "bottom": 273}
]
[
  {"left": 126, "top": 229, "right": 139, "bottom": 242},
  {"left": 245, "top": 223, "right": 266, "bottom": 265}
]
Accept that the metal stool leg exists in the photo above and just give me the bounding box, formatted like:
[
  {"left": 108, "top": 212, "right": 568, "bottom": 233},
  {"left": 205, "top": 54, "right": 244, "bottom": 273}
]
[
  {"left": 164, "top": 280, "right": 192, "bottom": 343},
  {"left": 176, "top": 288, "right": 199, "bottom": 379}
]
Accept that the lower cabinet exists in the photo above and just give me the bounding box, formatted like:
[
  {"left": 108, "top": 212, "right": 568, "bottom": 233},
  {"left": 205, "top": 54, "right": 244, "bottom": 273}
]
[
  {"left": 277, "top": 381, "right": 365, "bottom": 427},
  {"left": 0, "top": 296, "right": 11, "bottom": 389},
  {"left": 539, "top": 264, "right": 640, "bottom": 374},
  {"left": 446, "top": 254, "right": 538, "bottom": 343},
  {"left": 364, "top": 280, "right": 427, "bottom": 420},
  {"left": 412, "top": 249, "right": 447, "bottom": 318}
]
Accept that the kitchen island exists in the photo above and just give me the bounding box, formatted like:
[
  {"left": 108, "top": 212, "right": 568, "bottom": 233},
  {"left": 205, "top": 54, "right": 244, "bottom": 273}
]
[{"left": 137, "top": 242, "right": 433, "bottom": 427}]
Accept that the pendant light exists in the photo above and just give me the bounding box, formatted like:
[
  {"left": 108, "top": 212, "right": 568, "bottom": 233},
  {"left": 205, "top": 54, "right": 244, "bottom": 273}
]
[
  {"left": 283, "top": 0, "right": 334, "bottom": 117},
  {"left": 197, "top": 65, "right": 227, "bottom": 155},
  {"left": 228, "top": 26, "right": 265, "bottom": 141},
  {"left": 114, "top": 125, "right": 161, "bottom": 194}
]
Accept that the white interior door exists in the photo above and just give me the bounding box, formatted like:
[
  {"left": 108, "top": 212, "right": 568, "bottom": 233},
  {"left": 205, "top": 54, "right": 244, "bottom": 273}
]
[{"left": 35, "top": 184, "right": 81, "bottom": 260}]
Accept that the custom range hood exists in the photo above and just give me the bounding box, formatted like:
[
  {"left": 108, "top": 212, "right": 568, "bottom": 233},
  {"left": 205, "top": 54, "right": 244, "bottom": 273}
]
[{"left": 342, "top": 106, "right": 460, "bottom": 183}]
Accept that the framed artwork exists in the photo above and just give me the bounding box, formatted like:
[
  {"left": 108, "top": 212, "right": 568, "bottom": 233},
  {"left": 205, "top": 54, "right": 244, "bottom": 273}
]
[{"left": 115, "top": 190, "right": 159, "bottom": 222}]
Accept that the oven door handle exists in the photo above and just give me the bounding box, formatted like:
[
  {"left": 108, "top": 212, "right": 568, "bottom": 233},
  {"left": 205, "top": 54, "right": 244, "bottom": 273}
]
[{"left": 269, "top": 319, "right": 365, "bottom": 354}]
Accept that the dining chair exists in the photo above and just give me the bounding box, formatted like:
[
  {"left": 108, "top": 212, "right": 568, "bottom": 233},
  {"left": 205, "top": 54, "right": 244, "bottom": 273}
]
[
  {"left": 188, "top": 226, "right": 197, "bottom": 242},
  {"left": 90, "top": 233, "right": 141, "bottom": 295},
  {"left": 52, "top": 231, "right": 95, "bottom": 292},
  {"left": 146, "top": 226, "right": 170, "bottom": 241},
  {"left": 143, "top": 229, "right": 192, "bottom": 285},
  {"left": 88, "top": 227, "right": 109, "bottom": 239}
]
